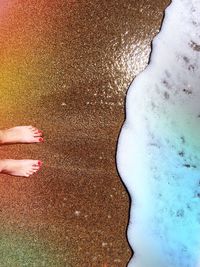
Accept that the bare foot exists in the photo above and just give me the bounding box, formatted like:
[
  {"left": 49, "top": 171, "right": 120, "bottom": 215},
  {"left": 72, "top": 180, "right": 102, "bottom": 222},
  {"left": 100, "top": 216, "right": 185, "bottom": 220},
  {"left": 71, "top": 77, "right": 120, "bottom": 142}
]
[
  {"left": 0, "top": 159, "right": 42, "bottom": 177},
  {"left": 0, "top": 126, "right": 44, "bottom": 144}
]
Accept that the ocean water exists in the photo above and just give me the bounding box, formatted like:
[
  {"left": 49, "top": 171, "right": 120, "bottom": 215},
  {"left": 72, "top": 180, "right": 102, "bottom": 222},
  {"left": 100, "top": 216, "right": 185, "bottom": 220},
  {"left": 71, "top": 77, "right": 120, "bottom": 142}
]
[{"left": 117, "top": 0, "right": 200, "bottom": 266}]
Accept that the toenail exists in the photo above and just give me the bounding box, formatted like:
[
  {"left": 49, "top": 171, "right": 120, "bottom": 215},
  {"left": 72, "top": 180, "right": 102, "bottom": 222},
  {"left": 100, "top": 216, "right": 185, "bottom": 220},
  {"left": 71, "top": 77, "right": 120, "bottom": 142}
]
[
  {"left": 39, "top": 137, "right": 44, "bottom": 142},
  {"left": 38, "top": 160, "right": 43, "bottom": 166}
]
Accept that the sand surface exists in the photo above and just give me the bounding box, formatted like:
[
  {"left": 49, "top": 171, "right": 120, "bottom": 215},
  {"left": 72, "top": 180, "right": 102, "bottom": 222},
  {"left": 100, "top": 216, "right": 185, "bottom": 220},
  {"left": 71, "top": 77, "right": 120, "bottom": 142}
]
[{"left": 0, "top": 0, "right": 169, "bottom": 266}]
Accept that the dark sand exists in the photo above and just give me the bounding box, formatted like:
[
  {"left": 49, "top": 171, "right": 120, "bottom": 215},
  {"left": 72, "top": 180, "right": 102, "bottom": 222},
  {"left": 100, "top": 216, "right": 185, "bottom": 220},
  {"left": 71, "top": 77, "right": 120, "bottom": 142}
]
[{"left": 0, "top": 0, "right": 169, "bottom": 266}]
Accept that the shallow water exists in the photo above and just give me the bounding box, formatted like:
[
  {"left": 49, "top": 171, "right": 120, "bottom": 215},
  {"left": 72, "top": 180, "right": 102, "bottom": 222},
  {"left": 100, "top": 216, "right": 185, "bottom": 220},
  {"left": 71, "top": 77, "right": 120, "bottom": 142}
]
[{"left": 117, "top": 0, "right": 200, "bottom": 266}]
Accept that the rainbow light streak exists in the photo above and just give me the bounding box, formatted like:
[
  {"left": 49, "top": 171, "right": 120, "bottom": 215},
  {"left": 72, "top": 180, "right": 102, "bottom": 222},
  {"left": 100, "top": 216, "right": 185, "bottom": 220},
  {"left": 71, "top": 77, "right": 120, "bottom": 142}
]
[{"left": 0, "top": 1, "right": 73, "bottom": 265}]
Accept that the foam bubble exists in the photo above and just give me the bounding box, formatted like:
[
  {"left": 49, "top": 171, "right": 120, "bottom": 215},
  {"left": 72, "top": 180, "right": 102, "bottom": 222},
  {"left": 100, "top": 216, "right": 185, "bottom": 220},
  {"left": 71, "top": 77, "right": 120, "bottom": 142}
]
[{"left": 117, "top": 1, "right": 200, "bottom": 266}]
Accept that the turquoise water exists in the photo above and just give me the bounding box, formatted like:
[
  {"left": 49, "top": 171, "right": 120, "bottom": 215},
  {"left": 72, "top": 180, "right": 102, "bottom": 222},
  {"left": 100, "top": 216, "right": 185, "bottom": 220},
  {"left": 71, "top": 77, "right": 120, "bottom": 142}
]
[{"left": 117, "top": 1, "right": 200, "bottom": 266}]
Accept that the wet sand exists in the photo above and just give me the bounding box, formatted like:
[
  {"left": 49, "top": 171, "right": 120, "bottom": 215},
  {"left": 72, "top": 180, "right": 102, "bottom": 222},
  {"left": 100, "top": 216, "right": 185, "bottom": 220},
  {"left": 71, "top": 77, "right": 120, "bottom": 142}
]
[{"left": 0, "top": 0, "right": 169, "bottom": 266}]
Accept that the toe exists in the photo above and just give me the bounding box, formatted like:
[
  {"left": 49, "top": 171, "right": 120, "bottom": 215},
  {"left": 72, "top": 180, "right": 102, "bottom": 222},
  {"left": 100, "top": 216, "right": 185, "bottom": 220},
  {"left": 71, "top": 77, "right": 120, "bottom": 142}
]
[
  {"left": 32, "top": 164, "right": 39, "bottom": 167},
  {"left": 32, "top": 137, "right": 44, "bottom": 142},
  {"left": 33, "top": 131, "right": 43, "bottom": 137},
  {"left": 32, "top": 161, "right": 40, "bottom": 166},
  {"left": 33, "top": 160, "right": 43, "bottom": 166},
  {"left": 32, "top": 166, "right": 40, "bottom": 170},
  {"left": 32, "top": 168, "right": 40, "bottom": 173},
  {"left": 28, "top": 125, "right": 38, "bottom": 132},
  {"left": 32, "top": 166, "right": 40, "bottom": 171},
  {"left": 38, "top": 160, "right": 43, "bottom": 166}
]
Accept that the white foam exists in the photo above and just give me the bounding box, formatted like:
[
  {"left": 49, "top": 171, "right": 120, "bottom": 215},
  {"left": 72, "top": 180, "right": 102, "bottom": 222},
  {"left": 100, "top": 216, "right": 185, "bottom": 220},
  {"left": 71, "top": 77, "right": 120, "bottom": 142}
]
[{"left": 117, "top": 1, "right": 200, "bottom": 266}]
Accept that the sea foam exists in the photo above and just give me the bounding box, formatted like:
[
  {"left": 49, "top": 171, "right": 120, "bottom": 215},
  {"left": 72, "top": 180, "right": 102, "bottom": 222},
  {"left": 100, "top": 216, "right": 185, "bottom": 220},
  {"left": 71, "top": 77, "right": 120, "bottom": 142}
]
[{"left": 117, "top": 1, "right": 200, "bottom": 266}]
